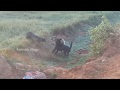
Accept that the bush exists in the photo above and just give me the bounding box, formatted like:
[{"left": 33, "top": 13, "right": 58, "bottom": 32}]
[{"left": 89, "top": 15, "right": 115, "bottom": 56}]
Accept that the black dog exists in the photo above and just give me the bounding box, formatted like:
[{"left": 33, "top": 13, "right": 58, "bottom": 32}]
[
  {"left": 52, "top": 37, "right": 73, "bottom": 56},
  {"left": 54, "top": 41, "right": 73, "bottom": 56},
  {"left": 26, "top": 32, "right": 46, "bottom": 43},
  {"left": 61, "top": 41, "right": 72, "bottom": 56},
  {"left": 52, "top": 38, "right": 63, "bottom": 54}
]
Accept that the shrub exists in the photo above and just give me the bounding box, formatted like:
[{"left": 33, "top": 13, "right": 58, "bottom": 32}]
[{"left": 88, "top": 15, "right": 115, "bottom": 56}]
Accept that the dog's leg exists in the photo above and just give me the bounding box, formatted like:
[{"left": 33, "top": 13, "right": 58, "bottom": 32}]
[
  {"left": 67, "top": 53, "right": 69, "bottom": 56},
  {"left": 52, "top": 48, "right": 56, "bottom": 53},
  {"left": 55, "top": 50, "right": 59, "bottom": 54},
  {"left": 60, "top": 49, "right": 63, "bottom": 52},
  {"left": 63, "top": 51, "right": 66, "bottom": 56}
]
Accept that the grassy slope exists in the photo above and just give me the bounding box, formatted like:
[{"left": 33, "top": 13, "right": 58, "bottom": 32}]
[
  {"left": 0, "top": 12, "right": 111, "bottom": 44},
  {"left": 0, "top": 11, "right": 118, "bottom": 48}
]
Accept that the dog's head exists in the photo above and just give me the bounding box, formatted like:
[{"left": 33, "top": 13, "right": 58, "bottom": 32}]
[
  {"left": 41, "top": 38, "right": 46, "bottom": 42},
  {"left": 51, "top": 36, "right": 58, "bottom": 42}
]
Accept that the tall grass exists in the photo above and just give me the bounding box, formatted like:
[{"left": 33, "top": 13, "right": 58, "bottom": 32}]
[{"left": 0, "top": 19, "right": 46, "bottom": 48}]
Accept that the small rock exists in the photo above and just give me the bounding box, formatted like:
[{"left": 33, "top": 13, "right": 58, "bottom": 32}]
[
  {"left": 24, "top": 71, "right": 46, "bottom": 79},
  {"left": 101, "top": 59, "right": 105, "bottom": 62}
]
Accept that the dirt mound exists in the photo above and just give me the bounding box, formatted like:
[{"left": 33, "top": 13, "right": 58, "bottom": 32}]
[
  {"left": 44, "top": 54, "right": 120, "bottom": 79},
  {"left": 0, "top": 56, "right": 13, "bottom": 78},
  {"left": 44, "top": 66, "right": 67, "bottom": 79}
]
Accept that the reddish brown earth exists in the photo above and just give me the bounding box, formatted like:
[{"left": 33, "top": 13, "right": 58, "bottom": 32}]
[
  {"left": 0, "top": 56, "right": 25, "bottom": 79},
  {"left": 44, "top": 51, "right": 120, "bottom": 79}
]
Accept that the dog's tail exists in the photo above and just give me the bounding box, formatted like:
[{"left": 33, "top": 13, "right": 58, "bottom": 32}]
[{"left": 70, "top": 41, "right": 73, "bottom": 50}]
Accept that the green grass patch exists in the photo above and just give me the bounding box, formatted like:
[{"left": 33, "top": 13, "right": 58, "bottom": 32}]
[{"left": 0, "top": 11, "right": 118, "bottom": 49}]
